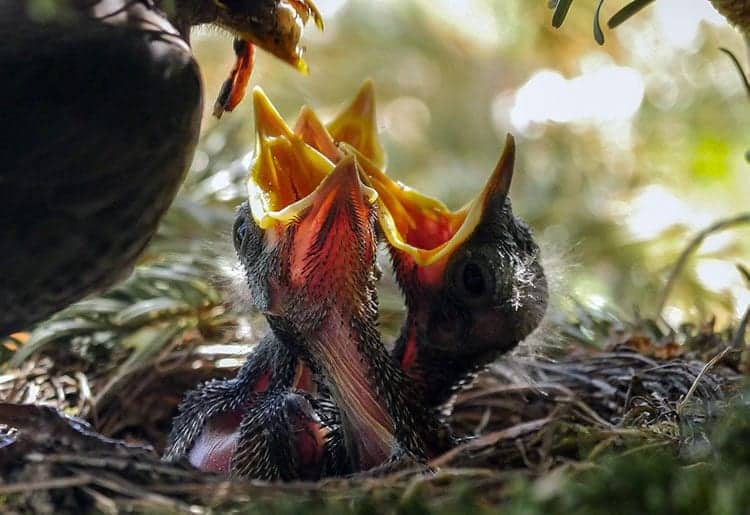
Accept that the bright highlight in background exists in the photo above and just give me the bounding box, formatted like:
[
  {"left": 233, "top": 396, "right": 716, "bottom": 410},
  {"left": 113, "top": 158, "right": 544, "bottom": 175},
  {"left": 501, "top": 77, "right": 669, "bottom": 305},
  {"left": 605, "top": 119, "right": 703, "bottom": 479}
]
[
  {"left": 624, "top": 185, "right": 713, "bottom": 241},
  {"left": 510, "top": 65, "right": 645, "bottom": 132}
]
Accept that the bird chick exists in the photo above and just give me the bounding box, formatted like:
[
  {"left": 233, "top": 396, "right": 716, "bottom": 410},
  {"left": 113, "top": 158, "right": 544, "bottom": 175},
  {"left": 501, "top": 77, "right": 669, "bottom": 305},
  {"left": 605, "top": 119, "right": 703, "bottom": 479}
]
[
  {"left": 293, "top": 83, "right": 549, "bottom": 409},
  {"left": 238, "top": 91, "right": 451, "bottom": 470},
  {"left": 163, "top": 335, "right": 316, "bottom": 477}
]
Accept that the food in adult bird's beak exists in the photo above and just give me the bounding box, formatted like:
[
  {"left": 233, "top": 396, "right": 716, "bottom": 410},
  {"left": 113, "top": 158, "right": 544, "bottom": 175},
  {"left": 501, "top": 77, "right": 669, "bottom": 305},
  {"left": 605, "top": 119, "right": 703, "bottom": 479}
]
[
  {"left": 212, "top": 0, "right": 324, "bottom": 117},
  {"left": 213, "top": 38, "right": 255, "bottom": 118}
]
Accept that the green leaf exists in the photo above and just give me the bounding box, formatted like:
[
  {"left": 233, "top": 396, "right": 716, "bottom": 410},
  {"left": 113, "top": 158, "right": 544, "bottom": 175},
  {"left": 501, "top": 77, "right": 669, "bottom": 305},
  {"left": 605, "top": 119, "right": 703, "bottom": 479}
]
[
  {"left": 138, "top": 267, "right": 221, "bottom": 305},
  {"left": 608, "top": 0, "right": 655, "bottom": 29},
  {"left": 56, "top": 298, "right": 128, "bottom": 319},
  {"left": 94, "top": 321, "right": 190, "bottom": 405},
  {"left": 8, "top": 319, "right": 102, "bottom": 367},
  {"left": 111, "top": 298, "right": 192, "bottom": 328},
  {"left": 593, "top": 0, "right": 605, "bottom": 45},
  {"left": 552, "top": 0, "right": 574, "bottom": 28}
]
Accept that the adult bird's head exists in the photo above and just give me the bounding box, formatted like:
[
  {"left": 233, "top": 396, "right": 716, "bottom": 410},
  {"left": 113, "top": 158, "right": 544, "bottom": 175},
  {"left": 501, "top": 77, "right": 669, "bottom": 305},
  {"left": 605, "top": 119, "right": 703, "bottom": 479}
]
[
  {"left": 166, "top": 0, "right": 321, "bottom": 65},
  {"left": 160, "top": 0, "right": 323, "bottom": 115}
]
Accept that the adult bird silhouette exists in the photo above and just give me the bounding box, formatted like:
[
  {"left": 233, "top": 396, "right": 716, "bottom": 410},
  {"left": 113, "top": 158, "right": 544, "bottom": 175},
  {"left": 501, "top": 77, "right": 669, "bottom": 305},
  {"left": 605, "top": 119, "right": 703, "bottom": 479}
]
[{"left": 0, "top": 0, "right": 320, "bottom": 336}]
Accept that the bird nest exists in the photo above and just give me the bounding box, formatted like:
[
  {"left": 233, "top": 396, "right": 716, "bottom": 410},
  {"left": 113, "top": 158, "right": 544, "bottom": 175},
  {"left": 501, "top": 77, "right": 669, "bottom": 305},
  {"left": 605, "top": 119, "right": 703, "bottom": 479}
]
[{"left": 0, "top": 303, "right": 745, "bottom": 513}]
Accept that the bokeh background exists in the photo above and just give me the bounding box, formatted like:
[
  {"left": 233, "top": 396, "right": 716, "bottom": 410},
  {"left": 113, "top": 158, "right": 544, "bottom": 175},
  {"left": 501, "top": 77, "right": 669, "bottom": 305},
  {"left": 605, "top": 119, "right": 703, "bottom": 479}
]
[{"left": 156, "top": 0, "right": 748, "bottom": 330}]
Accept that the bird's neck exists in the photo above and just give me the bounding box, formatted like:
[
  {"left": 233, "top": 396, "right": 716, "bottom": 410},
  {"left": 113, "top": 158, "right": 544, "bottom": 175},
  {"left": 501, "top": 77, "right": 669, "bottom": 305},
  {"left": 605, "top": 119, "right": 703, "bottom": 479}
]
[
  {"left": 308, "top": 311, "right": 397, "bottom": 470},
  {"left": 394, "top": 314, "right": 492, "bottom": 410},
  {"left": 166, "top": 0, "right": 219, "bottom": 41}
]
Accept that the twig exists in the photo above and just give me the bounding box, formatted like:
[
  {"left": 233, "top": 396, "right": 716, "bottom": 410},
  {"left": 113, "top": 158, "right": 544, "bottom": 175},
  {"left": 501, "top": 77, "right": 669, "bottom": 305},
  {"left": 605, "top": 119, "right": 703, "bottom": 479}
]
[
  {"left": 428, "top": 418, "right": 552, "bottom": 468},
  {"left": 731, "top": 305, "right": 750, "bottom": 349},
  {"left": 0, "top": 475, "right": 92, "bottom": 495},
  {"left": 89, "top": 473, "right": 194, "bottom": 512},
  {"left": 719, "top": 47, "right": 750, "bottom": 98},
  {"left": 676, "top": 346, "right": 731, "bottom": 416},
  {"left": 655, "top": 213, "right": 750, "bottom": 318}
]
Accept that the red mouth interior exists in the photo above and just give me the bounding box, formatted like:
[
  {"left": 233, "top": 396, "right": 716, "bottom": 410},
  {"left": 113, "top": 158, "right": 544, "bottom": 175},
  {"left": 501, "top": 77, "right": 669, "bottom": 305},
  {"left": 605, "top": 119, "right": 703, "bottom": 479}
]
[{"left": 401, "top": 213, "right": 460, "bottom": 250}]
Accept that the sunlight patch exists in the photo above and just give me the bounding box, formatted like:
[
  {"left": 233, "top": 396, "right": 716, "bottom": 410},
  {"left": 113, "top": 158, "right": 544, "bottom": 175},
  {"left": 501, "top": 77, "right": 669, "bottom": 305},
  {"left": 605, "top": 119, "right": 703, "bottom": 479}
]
[{"left": 509, "top": 65, "right": 644, "bottom": 132}]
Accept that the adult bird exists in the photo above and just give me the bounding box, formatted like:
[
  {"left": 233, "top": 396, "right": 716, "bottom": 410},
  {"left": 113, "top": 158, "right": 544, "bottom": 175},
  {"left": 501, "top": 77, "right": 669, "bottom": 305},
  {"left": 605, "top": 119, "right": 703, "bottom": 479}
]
[{"left": 0, "top": 0, "right": 321, "bottom": 337}]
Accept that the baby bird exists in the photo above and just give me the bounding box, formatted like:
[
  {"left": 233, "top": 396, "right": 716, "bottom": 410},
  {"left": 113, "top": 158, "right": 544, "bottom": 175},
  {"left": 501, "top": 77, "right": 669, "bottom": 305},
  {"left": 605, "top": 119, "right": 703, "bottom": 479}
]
[{"left": 296, "top": 83, "right": 548, "bottom": 409}]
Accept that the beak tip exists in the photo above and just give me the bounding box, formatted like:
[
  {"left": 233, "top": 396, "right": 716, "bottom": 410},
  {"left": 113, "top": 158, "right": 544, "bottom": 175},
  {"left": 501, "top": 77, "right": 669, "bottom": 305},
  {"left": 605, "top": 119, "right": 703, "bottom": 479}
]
[
  {"left": 320, "top": 156, "right": 376, "bottom": 205},
  {"left": 296, "top": 59, "right": 310, "bottom": 75},
  {"left": 252, "top": 88, "right": 293, "bottom": 138},
  {"left": 251, "top": 86, "right": 269, "bottom": 111}
]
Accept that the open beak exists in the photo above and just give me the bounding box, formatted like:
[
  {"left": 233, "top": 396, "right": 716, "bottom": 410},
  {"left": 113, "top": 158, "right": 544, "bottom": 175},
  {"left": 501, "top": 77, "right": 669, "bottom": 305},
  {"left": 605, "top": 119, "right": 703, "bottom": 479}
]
[
  {"left": 248, "top": 86, "right": 515, "bottom": 277},
  {"left": 286, "top": 82, "right": 512, "bottom": 271},
  {"left": 247, "top": 87, "right": 335, "bottom": 229},
  {"left": 344, "top": 134, "right": 516, "bottom": 272},
  {"left": 247, "top": 88, "right": 377, "bottom": 234},
  {"left": 293, "top": 80, "right": 384, "bottom": 169},
  {"left": 324, "top": 80, "right": 385, "bottom": 169}
]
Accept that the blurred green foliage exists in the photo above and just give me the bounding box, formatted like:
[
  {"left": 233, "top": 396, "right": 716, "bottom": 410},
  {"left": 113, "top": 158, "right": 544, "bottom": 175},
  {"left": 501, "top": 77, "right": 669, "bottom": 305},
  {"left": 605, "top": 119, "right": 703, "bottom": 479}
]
[{"left": 173, "top": 0, "right": 749, "bottom": 329}]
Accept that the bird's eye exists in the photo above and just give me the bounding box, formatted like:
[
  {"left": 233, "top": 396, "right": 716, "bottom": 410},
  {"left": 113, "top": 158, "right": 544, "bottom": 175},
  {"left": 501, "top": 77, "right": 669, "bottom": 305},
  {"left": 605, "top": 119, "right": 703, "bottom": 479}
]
[
  {"left": 233, "top": 217, "right": 248, "bottom": 251},
  {"left": 451, "top": 255, "right": 494, "bottom": 302},
  {"left": 462, "top": 262, "right": 486, "bottom": 296}
]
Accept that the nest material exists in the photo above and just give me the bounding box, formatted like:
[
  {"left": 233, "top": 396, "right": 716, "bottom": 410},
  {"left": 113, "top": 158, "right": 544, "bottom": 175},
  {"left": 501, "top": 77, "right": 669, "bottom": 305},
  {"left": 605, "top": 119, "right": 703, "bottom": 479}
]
[{"left": 0, "top": 328, "right": 742, "bottom": 513}]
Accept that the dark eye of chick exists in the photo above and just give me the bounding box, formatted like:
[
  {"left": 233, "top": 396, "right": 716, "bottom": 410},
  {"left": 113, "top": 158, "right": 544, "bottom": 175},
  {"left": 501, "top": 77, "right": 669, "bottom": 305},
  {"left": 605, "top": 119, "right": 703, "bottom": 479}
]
[
  {"left": 234, "top": 217, "right": 248, "bottom": 250},
  {"left": 452, "top": 256, "right": 494, "bottom": 301},
  {"left": 462, "top": 263, "right": 486, "bottom": 296}
]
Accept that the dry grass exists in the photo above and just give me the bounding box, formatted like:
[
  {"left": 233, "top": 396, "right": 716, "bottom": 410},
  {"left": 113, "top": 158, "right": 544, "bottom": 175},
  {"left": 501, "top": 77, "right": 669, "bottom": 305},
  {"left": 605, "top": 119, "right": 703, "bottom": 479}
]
[{"left": 0, "top": 305, "right": 745, "bottom": 513}]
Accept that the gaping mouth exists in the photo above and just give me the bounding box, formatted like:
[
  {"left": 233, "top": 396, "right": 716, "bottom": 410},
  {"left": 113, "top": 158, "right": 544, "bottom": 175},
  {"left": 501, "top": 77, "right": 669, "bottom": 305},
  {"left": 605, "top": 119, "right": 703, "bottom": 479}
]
[
  {"left": 247, "top": 87, "right": 377, "bottom": 232},
  {"left": 249, "top": 82, "right": 516, "bottom": 274},
  {"left": 351, "top": 136, "right": 515, "bottom": 269},
  {"left": 213, "top": 0, "right": 324, "bottom": 117}
]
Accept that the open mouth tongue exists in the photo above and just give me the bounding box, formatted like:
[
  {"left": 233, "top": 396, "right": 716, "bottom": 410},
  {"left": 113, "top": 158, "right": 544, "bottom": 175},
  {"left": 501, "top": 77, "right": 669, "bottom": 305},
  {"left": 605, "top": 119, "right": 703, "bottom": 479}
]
[{"left": 245, "top": 86, "right": 517, "bottom": 469}]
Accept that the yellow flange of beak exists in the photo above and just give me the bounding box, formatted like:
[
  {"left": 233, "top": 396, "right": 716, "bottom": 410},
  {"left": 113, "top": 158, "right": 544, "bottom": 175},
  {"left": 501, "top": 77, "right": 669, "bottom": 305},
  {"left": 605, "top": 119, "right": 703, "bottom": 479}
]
[
  {"left": 247, "top": 87, "right": 376, "bottom": 230},
  {"left": 341, "top": 134, "right": 516, "bottom": 268},
  {"left": 247, "top": 83, "right": 515, "bottom": 272},
  {"left": 325, "top": 80, "right": 385, "bottom": 169}
]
